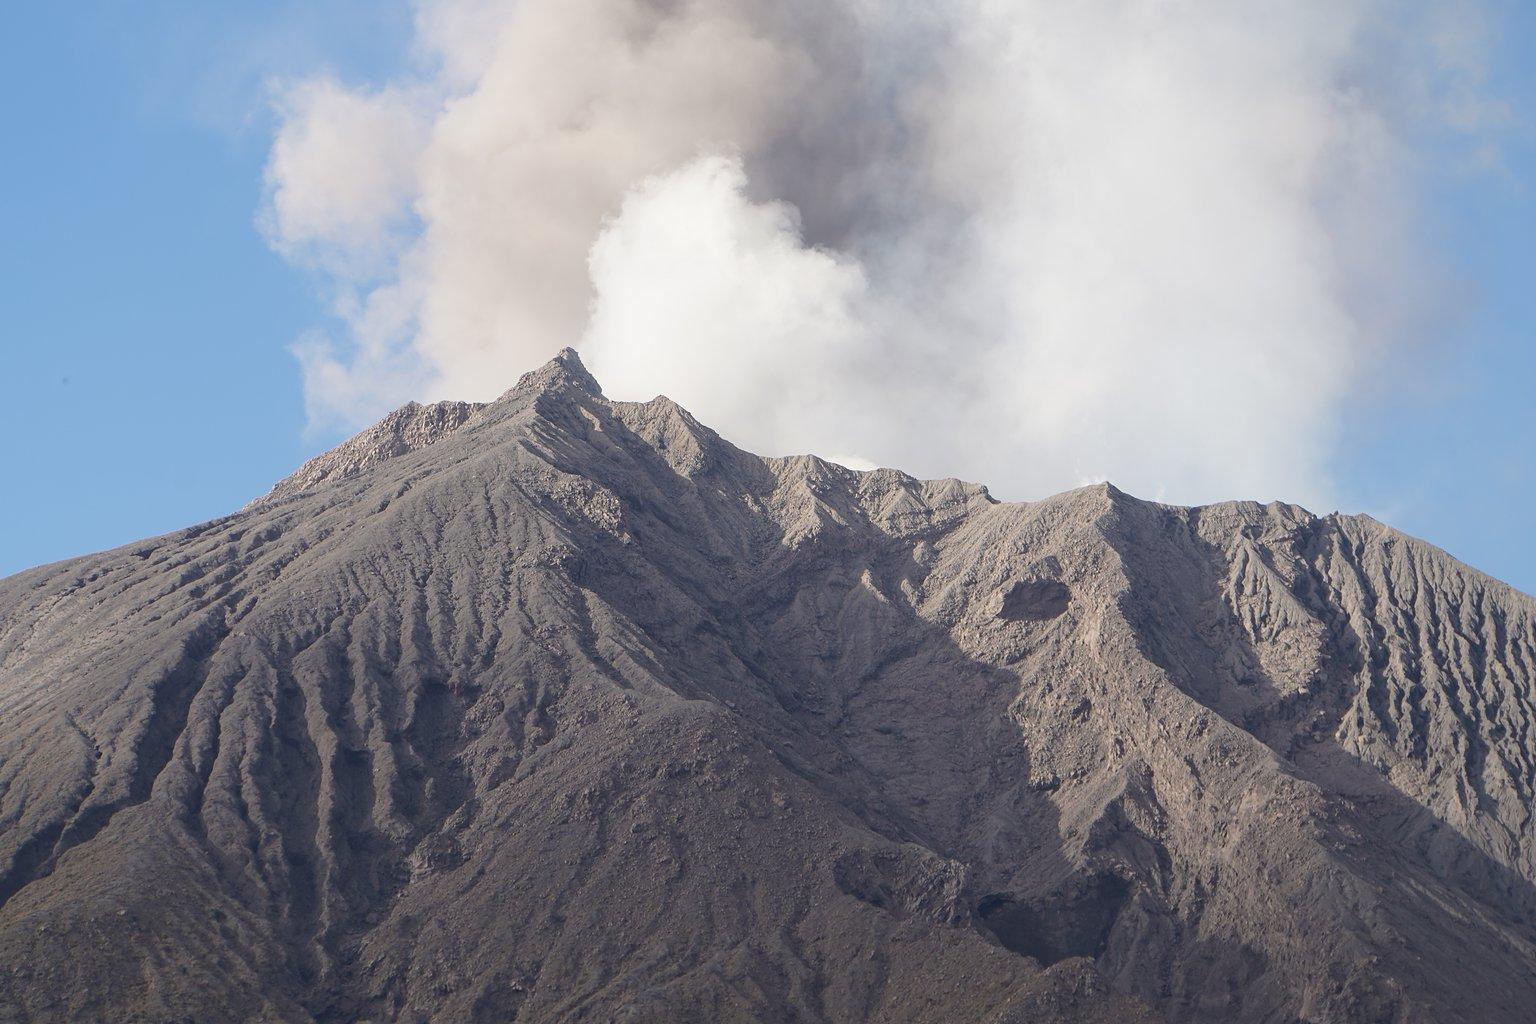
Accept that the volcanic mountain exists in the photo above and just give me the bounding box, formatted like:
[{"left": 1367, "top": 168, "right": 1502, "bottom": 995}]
[{"left": 2, "top": 351, "right": 1535, "bottom": 1023}]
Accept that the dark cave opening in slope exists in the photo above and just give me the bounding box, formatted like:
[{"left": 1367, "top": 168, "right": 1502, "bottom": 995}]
[{"left": 976, "top": 874, "right": 1129, "bottom": 966}]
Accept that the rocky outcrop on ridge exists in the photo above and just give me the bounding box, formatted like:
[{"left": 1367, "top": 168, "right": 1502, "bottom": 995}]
[{"left": 248, "top": 398, "right": 484, "bottom": 509}]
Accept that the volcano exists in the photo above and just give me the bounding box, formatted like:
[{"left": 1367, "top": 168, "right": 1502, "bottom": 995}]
[{"left": 2, "top": 351, "right": 1534, "bottom": 1023}]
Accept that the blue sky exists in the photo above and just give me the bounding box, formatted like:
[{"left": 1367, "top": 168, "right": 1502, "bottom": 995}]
[
  {"left": 1, "top": 2, "right": 1533, "bottom": 594},
  {"left": 1338, "top": 3, "right": 1536, "bottom": 597},
  {"left": 0, "top": 3, "right": 411, "bottom": 577}
]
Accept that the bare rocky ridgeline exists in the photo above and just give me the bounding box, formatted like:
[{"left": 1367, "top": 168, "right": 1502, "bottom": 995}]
[
  {"left": 2, "top": 349, "right": 1535, "bottom": 1023},
  {"left": 247, "top": 398, "right": 485, "bottom": 510}
]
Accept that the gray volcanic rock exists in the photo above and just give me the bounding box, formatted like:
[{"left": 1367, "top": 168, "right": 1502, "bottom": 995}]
[
  {"left": 2, "top": 349, "right": 1535, "bottom": 1023},
  {"left": 248, "top": 397, "right": 484, "bottom": 509}
]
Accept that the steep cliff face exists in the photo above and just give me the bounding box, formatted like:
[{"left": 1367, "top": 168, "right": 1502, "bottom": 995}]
[{"left": 1, "top": 351, "right": 1533, "bottom": 1023}]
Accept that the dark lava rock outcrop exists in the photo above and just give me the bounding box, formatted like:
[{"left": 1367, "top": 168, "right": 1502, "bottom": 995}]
[{"left": 2, "top": 350, "right": 1534, "bottom": 1023}]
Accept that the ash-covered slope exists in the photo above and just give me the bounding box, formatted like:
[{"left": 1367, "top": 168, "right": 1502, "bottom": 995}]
[{"left": 2, "top": 351, "right": 1535, "bottom": 1023}]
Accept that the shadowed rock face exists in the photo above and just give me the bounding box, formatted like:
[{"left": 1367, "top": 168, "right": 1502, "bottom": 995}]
[
  {"left": 996, "top": 578, "right": 1072, "bottom": 622},
  {"left": 2, "top": 350, "right": 1535, "bottom": 1023}
]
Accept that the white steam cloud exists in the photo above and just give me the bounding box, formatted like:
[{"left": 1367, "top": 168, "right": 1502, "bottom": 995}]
[{"left": 264, "top": 0, "right": 1496, "bottom": 506}]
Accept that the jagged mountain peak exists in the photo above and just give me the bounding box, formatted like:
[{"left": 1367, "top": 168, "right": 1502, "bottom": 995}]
[
  {"left": 500, "top": 345, "right": 603, "bottom": 401},
  {"left": 251, "top": 349, "right": 603, "bottom": 511}
]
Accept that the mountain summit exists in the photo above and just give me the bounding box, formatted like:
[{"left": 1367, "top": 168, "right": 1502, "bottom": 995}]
[{"left": 2, "top": 352, "right": 1534, "bottom": 1023}]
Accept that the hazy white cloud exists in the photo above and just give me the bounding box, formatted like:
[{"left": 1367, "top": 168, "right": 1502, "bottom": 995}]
[
  {"left": 264, "top": 0, "right": 1499, "bottom": 505},
  {"left": 901, "top": 3, "right": 1378, "bottom": 502},
  {"left": 262, "top": 78, "right": 429, "bottom": 275},
  {"left": 585, "top": 153, "right": 872, "bottom": 459}
]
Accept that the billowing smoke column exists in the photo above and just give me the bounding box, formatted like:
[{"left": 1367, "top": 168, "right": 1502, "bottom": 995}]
[{"left": 264, "top": 0, "right": 1496, "bottom": 506}]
